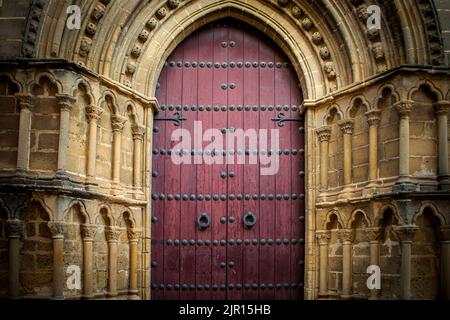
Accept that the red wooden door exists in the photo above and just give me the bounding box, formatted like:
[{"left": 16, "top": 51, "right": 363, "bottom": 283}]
[{"left": 151, "top": 20, "right": 305, "bottom": 300}]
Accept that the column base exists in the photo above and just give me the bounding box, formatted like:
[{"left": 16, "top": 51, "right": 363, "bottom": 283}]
[
  {"left": 128, "top": 292, "right": 141, "bottom": 300},
  {"left": 340, "top": 294, "right": 352, "bottom": 300},
  {"left": 338, "top": 186, "right": 353, "bottom": 199},
  {"left": 438, "top": 175, "right": 450, "bottom": 190},
  {"left": 111, "top": 184, "right": 123, "bottom": 196},
  {"left": 318, "top": 292, "right": 329, "bottom": 298},
  {"left": 107, "top": 292, "right": 119, "bottom": 298},
  {"left": 82, "top": 294, "right": 96, "bottom": 300}
]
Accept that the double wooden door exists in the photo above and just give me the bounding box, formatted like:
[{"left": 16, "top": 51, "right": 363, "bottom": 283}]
[{"left": 151, "top": 20, "right": 305, "bottom": 300}]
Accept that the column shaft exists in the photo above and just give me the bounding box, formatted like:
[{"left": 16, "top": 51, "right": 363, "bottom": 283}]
[
  {"left": 340, "top": 230, "right": 354, "bottom": 299},
  {"left": 6, "top": 220, "right": 23, "bottom": 299},
  {"left": 48, "top": 222, "right": 67, "bottom": 300},
  {"left": 85, "top": 106, "right": 103, "bottom": 183},
  {"left": 316, "top": 231, "right": 330, "bottom": 297},
  {"left": 394, "top": 226, "right": 418, "bottom": 300},
  {"left": 81, "top": 224, "right": 97, "bottom": 299},
  {"left": 111, "top": 116, "right": 126, "bottom": 194},
  {"left": 367, "top": 227, "right": 382, "bottom": 300},
  {"left": 105, "top": 227, "right": 121, "bottom": 297},
  {"left": 56, "top": 94, "right": 76, "bottom": 176},
  {"left": 435, "top": 102, "right": 450, "bottom": 188},
  {"left": 16, "top": 94, "right": 35, "bottom": 172},
  {"left": 438, "top": 227, "right": 450, "bottom": 300},
  {"left": 366, "top": 110, "right": 381, "bottom": 182},
  {"left": 339, "top": 120, "right": 354, "bottom": 187},
  {"left": 317, "top": 127, "right": 331, "bottom": 191}
]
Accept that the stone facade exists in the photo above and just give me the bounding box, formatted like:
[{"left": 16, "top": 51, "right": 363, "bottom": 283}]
[{"left": 0, "top": 0, "right": 449, "bottom": 300}]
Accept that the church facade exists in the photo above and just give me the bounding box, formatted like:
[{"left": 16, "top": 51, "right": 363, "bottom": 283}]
[{"left": 0, "top": 0, "right": 449, "bottom": 300}]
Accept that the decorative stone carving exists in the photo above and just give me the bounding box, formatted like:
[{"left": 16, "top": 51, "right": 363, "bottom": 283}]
[
  {"left": 56, "top": 94, "right": 76, "bottom": 112},
  {"left": 372, "top": 44, "right": 385, "bottom": 62},
  {"left": 16, "top": 93, "right": 35, "bottom": 111},
  {"left": 339, "top": 229, "right": 354, "bottom": 243},
  {"left": 277, "top": 0, "right": 290, "bottom": 7},
  {"left": 138, "top": 30, "right": 149, "bottom": 43},
  {"left": 312, "top": 32, "right": 324, "bottom": 45},
  {"left": 394, "top": 100, "right": 414, "bottom": 118},
  {"left": 146, "top": 18, "right": 158, "bottom": 30},
  {"left": 316, "top": 126, "right": 332, "bottom": 142},
  {"left": 85, "top": 22, "right": 97, "bottom": 36},
  {"left": 320, "top": 47, "right": 331, "bottom": 60},
  {"left": 81, "top": 224, "right": 98, "bottom": 240},
  {"left": 393, "top": 225, "right": 418, "bottom": 243},
  {"left": 79, "top": 38, "right": 92, "bottom": 57},
  {"left": 21, "top": 0, "right": 48, "bottom": 57},
  {"left": 105, "top": 226, "right": 121, "bottom": 242},
  {"left": 6, "top": 220, "right": 23, "bottom": 238},
  {"left": 126, "top": 62, "right": 137, "bottom": 75},
  {"left": 131, "top": 45, "right": 142, "bottom": 58},
  {"left": 48, "top": 222, "right": 68, "bottom": 238},
  {"left": 127, "top": 228, "right": 142, "bottom": 241},
  {"left": 301, "top": 17, "right": 313, "bottom": 30},
  {"left": 338, "top": 119, "right": 355, "bottom": 135},
  {"left": 366, "top": 227, "right": 383, "bottom": 242},
  {"left": 85, "top": 105, "right": 104, "bottom": 121},
  {"left": 91, "top": 3, "right": 106, "bottom": 21},
  {"left": 167, "top": 0, "right": 180, "bottom": 10},
  {"left": 366, "top": 109, "right": 381, "bottom": 127},
  {"left": 111, "top": 115, "right": 127, "bottom": 132},
  {"left": 132, "top": 125, "right": 146, "bottom": 140},
  {"left": 291, "top": 6, "right": 303, "bottom": 18},
  {"left": 156, "top": 7, "right": 167, "bottom": 20},
  {"left": 357, "top": 4, "right": 369, "bottom": 21},
  {"left": 367, "top": 28, "right": 380, "bottom": 41},
  {"left": 316, "top": 231, "right": 331, "bottom": 245},
  {"left": 435, "top": 101, "right": 450, "bottom": 115},
  {"left": 323, "top": 62, "right": 336, "bottom": 80}
]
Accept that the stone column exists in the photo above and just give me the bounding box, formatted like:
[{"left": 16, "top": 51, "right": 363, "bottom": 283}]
[
  {"left": 127, "top": 228, "right": 142, "bottom": 299},
  {"left": 105, "top": 226, "right": 121, "bottom": 297},
  {"left": 438, "top": 226, "right": 450, "bottom": 300},
  {"left": 366, "top": 110, "right": 381, "bottom": 184},
  {"left": 55, "top": 94, "right": 76, "bottom": 178},
  {"left": 48, "top": 221, "right": 67, "bottom": 300},
  {"left": 366, "top": 227, "right": 383, "bottom": 299},
  {"left": 340, "top": 229, "right": 354, "bottom": 299},
  {"left": 338, "top": 120, "right": 355, "bottom": 188},
  {"left": 132, "top": 125, "right": 145, "bottom": 191},
  {"left": 111, "top": 116, "right": 127, "bottom": 195},
  {"left": 316, "top": 231, "right": 331, "bottom": 298},
  {"left": 394, "top": 225, "right": 418, "bottom": 300},
  {"left": 393, "top": 101, "right": 416, "bottom": 191},
  {"left": 6, "top": 219, "right": 23, "bottom": 299},
  {"left": 435, "top": 101, "right": 450, "bottom": 189},
  {"left": 316, "top": 126, "right": 332, "bottom": 191},
  {"left": 85, "top": 106, "right": 103, "bottom": 186},
  {"left": 80, "top": 224, "right": 97, "bottom": 299},
  {"left": 16, "top": 93, "right": 35, "bottom": 174}
]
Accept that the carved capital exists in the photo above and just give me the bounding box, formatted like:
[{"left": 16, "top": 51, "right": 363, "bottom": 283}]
[
  {"left": 338, "top": 120, "right": 355, "bottom": 135},
  {"left": 434, "top": 101, "right": 450, "bottom": 116},
  {"left": 6, "top": 219, "right": 23, "bottom": 238},
  {"left": 316, "top": 230, "right": 331, "bottom": 245},
  {"left": 393, "top": 225, "right": 418, "bottom": 243},
  {"left": 105, "top": 226, "right": 121, "bottom": 242},
  {"left": 366, "top": 227, "right": 383, "bottom": 242},
  {"left": 365, "top": 109, "right": 381, "bottom": 127},
  {"left": 85, "top": 105, "right": 103, "bottom": 121},
  {"left": 316, "top": 126, "right": 332, "bottom": 142},
  {"left": 111, "top": 115, "right": 127, "bottom": 133},
  {"left": 16, "top": 93, "right": 35, "bottom": 111},
  {"left": 127, "top": 228, "right": 142, "bottom": 241},
  {"left": 394, "top": 100, "right": 414, "bottom": 118},
  {"left": 48, "top": 222, "right": 67, "bottom": 238},
  {"left": 339, "top": 229, "right": 354, "bottom": 243},
  {"left": 438, "top": 226, "right": 450, "bottom": 242},
  {"left": 80, "top": 224, "right": 98, "bottom": 241},
  {"left": 56, "top": 94, "right": 76, "bottom": 112},
  {"left": 132, "top": 125, "right": 146, "bottom": 141}
]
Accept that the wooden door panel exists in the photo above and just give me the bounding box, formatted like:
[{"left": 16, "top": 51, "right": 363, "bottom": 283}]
[{"left": 152, "top": 20, "right": 305, "bottom": 300}]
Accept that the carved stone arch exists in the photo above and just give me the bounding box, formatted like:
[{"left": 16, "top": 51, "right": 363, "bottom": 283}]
[
  {"left": 99, "top": 90, "right": 120, "bottom": 115},
  {"left": 121, "top": 209, "right": 136, "bottom": 229},
  {"left": 408, "top": 79, "right": 443, "bottom": 102},
  {"left": 0, "top": 73, "right": 22, "bottom": 95},
  {"left": 97, "top": 204, "right": 115, "bottom": 226},
  {"left": 376, "top": 204, "right": 404, "bottom": 227},
  {"left": 347, "top": 95, "right": 370, "bottom": 118},
  {"left": 70, "top": 78, "right": 95, "bottom": 106},
  {"left": 63, "top": 200, "right": 91, "bottom": 225},
  {"left": 27, "top": 71, "right": 62, "bottom": 96},
  {"left": 125, "top": 101, "right": 139, "bottom": 126},
  {"left": 323, "top": 209, "right": 344, "bottom": 230},
  {"left": 375, "top": 83, "right": 401, "bottom": 108},
  {"left": 323, "top": 104, "right": 344, "bottom": 125},
  {"left": 413, "top": 201, "right": 446, "bottom": 226},
  {"left": 348, "top": 209, "right": 371, "bottom": 229}
]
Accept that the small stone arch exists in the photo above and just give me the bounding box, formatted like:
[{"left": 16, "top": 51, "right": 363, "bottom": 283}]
[
  {"left": 324, "top": 104, "right": 344, "bottom": 126},
  {"left": 125, "top": 101, "right": 140, "bottom": 126},
  {"left": 323, "top": 209, "right": 344, "bottom": 230},
  {"left": 413, "top": 202, "right": 446, "bottom": 226},
  {"left": 0, "top": 73, "right": 21, "bottom": 95},
  {"left": 446, "top": 89, "right": 450, "bottom": 101},
  {"left": 71, "top": 78, "right": 95, "bottom": 106},
  {"left": 63, "top": 200, "right": 91, "bottom": 225},
  {"left": 97, "top": 204, "right": 115, "bottom": 226},
  {"left": 121, "top": 209, "right": 136, "bottom": 229},
  {"left": 19, "top": 197, "right": 55, "bottom": 223},
  {"left": 376, "top": 204, "right": 403, "bottom": 227},
  {"left": 375, "top": 84, "right": 400, "bottom": 109},
  {"left": 346, "top": 95, "right": 370, "bottom": 118},
  {"left": 99, "top": 90, "right": 119, "bottom": 115},
  {"left": 408, "top": 80, "right": 443, "bottom": 102},
  {"left": 348, "top": 209, "right": 371, "bottom": 229},
  {"left": 28, "top": 71, "right": 62, "bottom": 96}
]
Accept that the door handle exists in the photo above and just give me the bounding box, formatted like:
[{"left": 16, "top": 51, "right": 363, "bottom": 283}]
[
  {"left": 243, "top": 211, "right": 257, "bottom": 228},
  {"left": 197, "top": 213, "right": 211, "bottom": 230}
]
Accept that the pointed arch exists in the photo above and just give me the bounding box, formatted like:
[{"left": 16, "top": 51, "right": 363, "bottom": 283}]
[
  {"left": 63, "top": 200, "right": 91, "bottom": 224},
  {"left": 323, "top": 209, "right": 344, "bottom": 230},
  {"left": 413, "top": 202, "right": 446, "bottom": 226},
  {"left": 408, "top": 80, "right": 443, "bottom": 102},
  {"left": 348, "top": 209, "right": 371, "bottom": 229}
]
